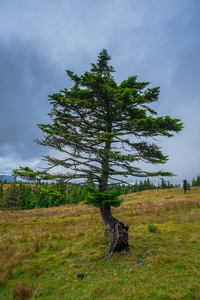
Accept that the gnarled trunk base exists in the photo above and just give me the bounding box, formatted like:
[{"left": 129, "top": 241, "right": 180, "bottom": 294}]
[{"left": 100, "top": 206, "right": 130, "bottom": 257}]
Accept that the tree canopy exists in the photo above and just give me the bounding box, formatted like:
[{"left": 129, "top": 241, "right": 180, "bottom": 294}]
[{"left": 37, "top": 49, "right": 183, "bottom": 200}]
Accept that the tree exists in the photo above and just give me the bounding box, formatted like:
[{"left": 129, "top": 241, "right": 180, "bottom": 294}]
[
  {"left": 196, "top": 175, "right": 200, "bottom": 186},
  {"left": 3, "top": 183, "right": 20, "bottom": 212},
  {"left": 183, "top": 179, "right": 190, "bottom": 194},
  {"left": 161, "top": 178, "right": 168, "bottom": 189},
  {"left": 36, "top": 49, "right": 183, "bottom": 256},
  {"left": 66, "top": 185, "right": 82, "bottom": 204},
  {"left": 192, "top": 175, "right": 200, "bottom": 187},
  {"left": 0, "top": 181, "right": 3, "bottom": 199},
  {"left": 192, "top": 177, "right": 196, "bottom": 187},
  {"left": 37, "top": 184, "right": 66, "bottom": 207},
  {"left": 22, "top": 185, "right": 35, "bottom": 209},
  {"left": 131, "top": 181, "right": 139, "bottom": 193},
  {"left": 0, "top": 181, "right": 3, "bottom": 208},
  {"left": 18, "top": 182, "right": 26, "bottom": 209}
]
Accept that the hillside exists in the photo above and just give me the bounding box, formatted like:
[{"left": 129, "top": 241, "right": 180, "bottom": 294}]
[{"left": 0, "top": 187, "right": 200, "bottom": 299}]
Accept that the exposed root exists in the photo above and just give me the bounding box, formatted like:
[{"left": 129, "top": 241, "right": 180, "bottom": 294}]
[
  {"left": 108, "top": 220, "right": 129, "bottom": 256},
  {"left": 100, "top": 205, "right": 130, "bottom": 257}
]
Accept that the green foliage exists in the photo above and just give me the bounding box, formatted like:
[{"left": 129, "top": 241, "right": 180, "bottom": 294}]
[
  {"left": 0, "top": 181, "right": 3, "bottom": 200},
  {"left": 161, "top": 178, "right": 168, "bottom": 189},
  {"left": 37, "top": 192, "right": 49, "bottom": 208},
  {"left": 192, "top": 175, "right": 200, "bottom": 187},
  {"left": 3, "top": 183, "right": 20, "bottom": 211},
  {"left": 129, "top": 178, "right": 175, "bottom": 194},
  {"left": 0, "top": 177, "right": 179, "bottom": 211},
  {"left": 2, "top": 180, "right": 67, "bottom": 210},
  {"left": 37, "top": 184, "right": 66, "bottom": 207},
  {"left": 183, "top": 179, "right": 190, "bottom": 194},
  {"left": 22, "top": 185, "right": 35, "bottom": 209},
  {"left": 85, "top": 186, "right": 122, "bottom": 208},
  {"left": 66, "top": 185, "right": 84, "bottom": 204},
  {"left": 12, "top": 167, "right": 56, "bottom": 183},
  {"left": 32, "top": 50, "right": 183, "bottom": 208},
  {"left": 18, "top": 182, "right": 27, "bottom": 208}
]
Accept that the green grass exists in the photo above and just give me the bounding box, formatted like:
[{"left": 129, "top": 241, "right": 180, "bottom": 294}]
[{"left": 0, "top": 187, "right": 200, "bottom": 299}]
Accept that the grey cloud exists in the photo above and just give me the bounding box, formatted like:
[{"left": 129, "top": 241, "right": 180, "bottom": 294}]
[{"left": 0, "top": 38, "right": 67, "bottom": 161}]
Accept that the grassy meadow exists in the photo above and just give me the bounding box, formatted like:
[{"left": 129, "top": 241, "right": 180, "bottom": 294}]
[{"left": 0, "top": 187, "right": 200, "bottom": 299}]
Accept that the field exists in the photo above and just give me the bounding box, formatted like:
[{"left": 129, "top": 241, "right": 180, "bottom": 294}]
[{"left": 0, "top": 187, "right": 200, "bottom": 299}]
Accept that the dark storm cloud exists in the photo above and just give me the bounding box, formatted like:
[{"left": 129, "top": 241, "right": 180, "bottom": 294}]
[{"left": 0, "top": 38, "right": 66, "bottom": 161}]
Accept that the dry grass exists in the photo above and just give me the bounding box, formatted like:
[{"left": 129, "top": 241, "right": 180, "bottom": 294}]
[
  {"left": 12, "top": 282, "right": 34, "bottom": 300},
  {"left": 0, "top": 187, "right": 200, "bottom": 299}
]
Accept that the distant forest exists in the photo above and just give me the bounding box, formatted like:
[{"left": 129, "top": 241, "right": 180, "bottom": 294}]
[{"left": 0, "top": 175, "right": 200, "bottom": 211}]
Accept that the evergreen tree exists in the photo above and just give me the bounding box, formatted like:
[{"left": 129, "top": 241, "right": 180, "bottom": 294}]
[
  {"left": 161, "top": 178, "right": 168, "bottom": 189},
  {"left": 36, "top": 192, "right": 48, "bottom": 208},
  {"left": 35, "top": 49, "right": 182, "bottom": 256},
  {"left": 23, "top": 185, "right": 35, "bottom": 209},
  {"left": 183, "top": 179, "right": 190, "bottom": 194},
  {"left": 192, "top": 178, "right": 196, "bottom": 187},
  {"left": 18, "top": 182, "right": 26, "bottom": 209},
  {"left": 131, "top": 181, "right": 139, "bottom": 192},
  {"left": 138, "top": 180, "right": 144, "bottom": 191},
  {"left": 0, "top": 181, "right": 4, "bottom": 208},
  {"left": 0, "top": 181, "right": 3, "bottom": 200},
  {"left": 66, "top": 185, "right": 81, "bottom": 204},
  {"left": 146, "top": 178, "right": 151, "bottom": 190},
  {"left": 124, "top": 186, "right": 129, "bottom": 195},
  {"left": 3, "top": 183, "right": 20, "bottom": 212},
  {"left": 36, "top": 184, "right": 66, "bottom": 207},
  {"left": 196, "top": 175, "right": 200, "bottom": 186},
  {"left": 191, "top": 175, "right": 200, "bottom": 187}
]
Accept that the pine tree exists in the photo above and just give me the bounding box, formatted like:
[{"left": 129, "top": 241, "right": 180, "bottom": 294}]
[
  {"left": 3, "top": 183, "right": 20, "bottom": 212},
  {"left": 18, "top": 182, "right": 26, "bottom": 209},
  {"left": 66, "top": 185, "right": 81, "bottom": 204},
  {"left": 161, "top": 178, "right": 168, "bottom": 189},
  {"left": 196, "top": 175, "right": 200, "bottom": 186},
  {"left": 131, "top": 181, "right": 139, "bottom": 192},
  {"left": 192, "top": 178, "right": 196, "bottom": 187},
  {"left": 0, "top": 181, "right": 4, "bottom": 208},
  {"left": 0, "top": 181, "right": 3, "bottom": 200},
  {"left": 183, "top": 179, "right": 190, "bottom": 194},
  {"left": 37, "top": 192, "right": 48, "bottom": 208},
  {"left": 36, "top": 49, "right": 183, "bottom": 256},
  {"left": 23, "top": 185, "right": 35, "bottom": 209}
]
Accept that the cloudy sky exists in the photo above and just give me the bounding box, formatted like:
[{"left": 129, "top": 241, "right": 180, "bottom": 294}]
[{"left": 0, "top": 0, "right": 199, "bottom": 184}]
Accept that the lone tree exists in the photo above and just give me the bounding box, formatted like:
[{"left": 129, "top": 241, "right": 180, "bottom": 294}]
[
  {"left": 183, "top": 179, "right": 190, "bottom": 194},
  {"left": 37, "top": 49, "right": 183, "bottom": 256}
]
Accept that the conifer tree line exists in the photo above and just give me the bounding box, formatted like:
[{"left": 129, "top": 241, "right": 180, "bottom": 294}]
[
  {"left": 191, "top": 175, "right": 200, "bottom": 187},
  {"left": 1, "top": 175, "right": 199, "bottom": 211},
  {"left": 0, "top": 181, "right": 65, "bottom": 210}
]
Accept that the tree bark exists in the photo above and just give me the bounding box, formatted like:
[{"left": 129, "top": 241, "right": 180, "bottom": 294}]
[{"left": 100, "top": 205, "right": 130, "bottom": 257}]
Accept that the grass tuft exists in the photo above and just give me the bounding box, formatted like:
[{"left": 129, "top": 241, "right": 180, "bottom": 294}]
[
  {"left": 148, "top": 224, "right": 158, "bottom": 233},
  {"left": 12, "top": 282, "right": 33, "bottom": 300}
]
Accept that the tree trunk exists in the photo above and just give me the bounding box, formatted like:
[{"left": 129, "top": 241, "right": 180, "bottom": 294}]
[{"left": 100, "top": 205, "right": 130, "bottom": 257}]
